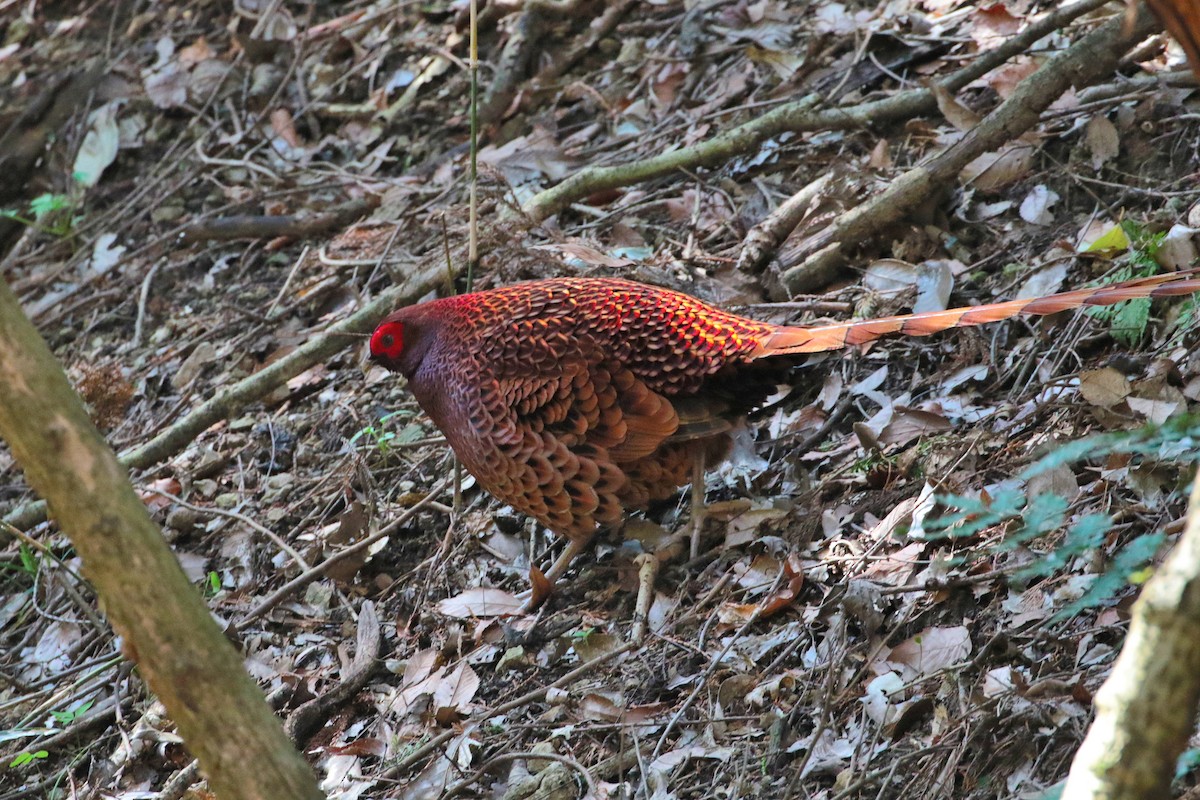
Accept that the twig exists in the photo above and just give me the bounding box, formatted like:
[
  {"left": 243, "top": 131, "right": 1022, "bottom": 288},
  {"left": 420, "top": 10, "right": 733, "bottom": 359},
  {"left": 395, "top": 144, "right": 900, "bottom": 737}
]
[
  {"left": 283, "top": 601, "right": 382, "bottom": 743},
  {"left": 149, "top": 488, "right": 310, "bottom": 570},
  {"left": 178, "top": 197, "right": 379, "bottom": 243},
  {"left": 265, "top": 245, "right": 309, "bottom": 319},
  {"left": 735, "top": 173, "right": 833, "bottom": 274},
  {"left": 442, "top": 751, "right": 597, "bottom": 800},
  {"left": 131, "top": 259, "right": 164, "bottom": 349}
]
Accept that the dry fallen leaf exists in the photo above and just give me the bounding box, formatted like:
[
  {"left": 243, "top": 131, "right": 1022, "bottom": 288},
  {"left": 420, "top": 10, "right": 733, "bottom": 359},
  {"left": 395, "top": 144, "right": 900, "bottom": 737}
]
[
  {"left": 1085, "top": 114, "right": 1120, "bottom": 170},
  {"left": 878, "top": 406, "right": 952, "bottom": 446},
  {"left": 1078, "top": 367, "right": 1131, "bottom": 408},
  {"left": 435, "top": 588, "right": 523, "bottom": 618},
  {"left": 886, "top": 625, "right": 972, "bottom": 680},
  {"left": 960, "top": 143, "right": 1036, "bottom": 191},
  {"left": 1019, "top": 184, "right": 1059, "bottom": 226}
]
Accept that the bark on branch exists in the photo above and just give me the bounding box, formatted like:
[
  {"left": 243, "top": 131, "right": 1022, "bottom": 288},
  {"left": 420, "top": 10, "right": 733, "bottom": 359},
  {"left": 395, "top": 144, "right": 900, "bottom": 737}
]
[
  {"left": 1062, "top": 476, "right": 1200, "bottom": 799},
  {"left": 0, "top": 279, "right": 323, "bottom": 800}
]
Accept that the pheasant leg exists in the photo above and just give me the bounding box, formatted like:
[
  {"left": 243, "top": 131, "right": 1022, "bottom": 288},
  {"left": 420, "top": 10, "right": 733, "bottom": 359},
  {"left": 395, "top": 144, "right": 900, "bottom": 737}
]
[{"left": 543, "top": 534, "right": 595, "bottom": 584}]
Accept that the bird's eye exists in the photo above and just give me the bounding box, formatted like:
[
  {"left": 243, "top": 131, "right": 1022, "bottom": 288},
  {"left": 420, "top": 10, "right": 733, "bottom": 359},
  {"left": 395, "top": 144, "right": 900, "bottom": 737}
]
[{"left": 381, "top": 334, "right": 394, "bottom": 350}]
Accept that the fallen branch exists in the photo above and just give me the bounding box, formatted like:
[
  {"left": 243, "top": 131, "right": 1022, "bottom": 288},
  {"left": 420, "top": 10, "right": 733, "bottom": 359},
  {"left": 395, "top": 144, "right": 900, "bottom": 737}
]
[
  {"left": 521, "top": 0, "right": 1111, "bottom": 222},
  {"left": 284, "top": 601, "right": 383, "bottom": 743},
  {"left": 178, "top": 196, "right": 379, "bottom": 243},
  {"left": 777, "top": 5, "right": 1160, "bottom": 295},
  {"left": 735, "top": 173, "right": 833, "bottom": 274}
]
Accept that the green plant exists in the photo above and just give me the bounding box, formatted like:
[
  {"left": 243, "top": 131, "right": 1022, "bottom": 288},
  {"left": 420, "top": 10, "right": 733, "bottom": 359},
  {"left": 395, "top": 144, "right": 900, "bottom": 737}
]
[
  {"left": 1085, "top": 220, "right": 1170, "bottom": 346},
  {"left": 205, "top": 571, "right": 222, "bottom": 597},
  {"left": 925, "top": 416, "right": 1200, "bottom": 621},
  {"left": 0, "top": 192, "right": 79, "bottom": 238},
  {"left": 50, "top": 700, "right": 94, "bottom": 726},
  {"left": 0, "top": 543, "right": 40, "bottom": 577},
  {"left": 350, "top": 411, "right": 425, "bottom": 458},
  {"left": 9, "top": 750, "right": 48, "bottom": 769}
]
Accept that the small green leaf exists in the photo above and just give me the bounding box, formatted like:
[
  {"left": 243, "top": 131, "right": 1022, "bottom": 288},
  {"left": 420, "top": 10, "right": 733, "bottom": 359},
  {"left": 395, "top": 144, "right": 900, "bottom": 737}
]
[
  {"left": 1084, "top": 224, "right": 1130, "bottom": 253},
  {"left": 10, "top": 750, "right": 48, "bottom": 768},
  {"left": 1110, "top": 298, "right": 1150, "bottom": 346},
  {"left": 29, "top": 193, "right": 69, "bottom": 219}
]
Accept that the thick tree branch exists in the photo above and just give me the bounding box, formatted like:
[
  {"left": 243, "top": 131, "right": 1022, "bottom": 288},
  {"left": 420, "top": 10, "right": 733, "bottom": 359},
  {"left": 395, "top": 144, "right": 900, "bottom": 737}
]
[
  {"left": 0, "top": 279, "right": 323, "bottom": 800},
  {"left": 1062, "top": 477, "right": 1200, "bottom": 799}
]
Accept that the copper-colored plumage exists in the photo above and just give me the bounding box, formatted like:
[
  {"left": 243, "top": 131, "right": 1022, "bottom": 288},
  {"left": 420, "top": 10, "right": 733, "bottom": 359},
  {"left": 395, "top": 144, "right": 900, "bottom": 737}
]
[{"left": 369, "top": 271, "right": 1200, "bottom": 579}]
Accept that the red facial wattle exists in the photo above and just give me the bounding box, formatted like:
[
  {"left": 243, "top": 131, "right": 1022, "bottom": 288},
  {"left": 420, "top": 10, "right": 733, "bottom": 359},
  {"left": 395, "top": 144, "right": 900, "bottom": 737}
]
[{"left": 369, "top": 321, "right": 404, "bottom": 362}]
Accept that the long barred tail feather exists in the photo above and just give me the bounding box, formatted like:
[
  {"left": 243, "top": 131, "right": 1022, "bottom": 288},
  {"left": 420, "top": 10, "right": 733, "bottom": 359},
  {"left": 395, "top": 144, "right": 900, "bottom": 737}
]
[{"left": 753, "top": 268, "right": 1200, "bottom": 357}]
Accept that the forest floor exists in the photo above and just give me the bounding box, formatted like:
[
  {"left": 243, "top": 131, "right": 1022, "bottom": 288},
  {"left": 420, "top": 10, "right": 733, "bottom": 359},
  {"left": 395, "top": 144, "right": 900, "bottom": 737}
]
[{"left": 2, "top": 1, "right": 1200, "bottom": 798}]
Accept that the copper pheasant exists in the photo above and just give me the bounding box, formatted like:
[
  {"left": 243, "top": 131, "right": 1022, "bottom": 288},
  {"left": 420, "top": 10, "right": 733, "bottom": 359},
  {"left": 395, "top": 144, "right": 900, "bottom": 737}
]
[{"left": 369, "top": 271, "right": 1200, "bottom": 584}]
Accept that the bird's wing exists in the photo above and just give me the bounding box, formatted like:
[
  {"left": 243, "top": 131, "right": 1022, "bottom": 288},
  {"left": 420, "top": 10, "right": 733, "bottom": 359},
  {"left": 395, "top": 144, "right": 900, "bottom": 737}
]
[{"left": 453, "top": 318, "right": 683, "bottom": 538}]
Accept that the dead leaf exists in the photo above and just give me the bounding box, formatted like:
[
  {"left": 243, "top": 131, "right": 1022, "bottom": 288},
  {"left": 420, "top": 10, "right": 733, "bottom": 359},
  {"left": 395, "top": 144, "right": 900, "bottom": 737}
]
[
  {"left": 140, "top": 477, "right": 182, "bottom": 514},
  {"left": 533, "top": 242, "right": 634, "bottom": 268},
  {"left": 1078, "top": 367, "right": 1131, "bottom": 408},
  {"left": 1154, "top": 224, "right": 1198, "bottom": 269},
  {"left": 1085, "top": 115, "right": 1120, "bottom": 170},
  {"left": 271, "top": 108, "right": 302, "bottom": 149},
  {"left": 572, "top": 631, "right": 622, "bottom": 662},
  {"left": 26, "top": 621, "right": 82, "bottom": 675},
  {"left": 886, "top": 625, "right": 972, "bottom": 680},
  {"left": 74, "top": 101, "right": 121, "bottom": 187},
  {"left": 144, "top": 62, "right": 188, "bottom": 109},
  {"left": 864, "top": 259, "right": 919, "bottom": 296},
  {"left": 932, "top": 84, "right": 981, "bottom": 132},
  {"left": 176, "top": 342, "right": 217, "bottom": 387},
  {"left": 1026, "top": 463, "right": 1079, "bottom": 503},
  {"left": 1019, "top": 185, "right": 1059, "bottom": 225},
  {"left": 878, "top": 406, "right": 952, "bottom": 446},
  {"left": 915, "top": 260, "right": 954, "bottom": 312},
  {"left": 435, "top": 588, "right": 523, "bottom": 618},
  {"left": 578, "top": 693, "right": 626, "bottom": 723},
  {"left": 177, "top": 36, "right": 214, "bottom": 67},
  {"left": 1017, "top": 262, "right": 1068, "bottom": 299},
  {"left": 1127, "top": 396, "right": 1181, "bottom": 424},
  {"left": 432, "top": 662, "right": 479, "bottom": 723},
  {"left": 960, "top": 143, "right": 1036, "bottom": 191}
]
